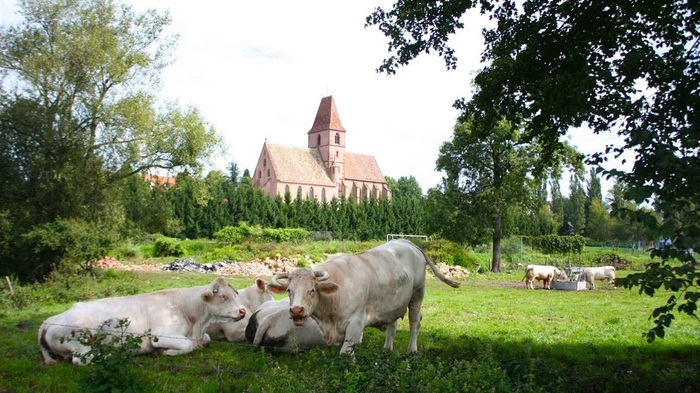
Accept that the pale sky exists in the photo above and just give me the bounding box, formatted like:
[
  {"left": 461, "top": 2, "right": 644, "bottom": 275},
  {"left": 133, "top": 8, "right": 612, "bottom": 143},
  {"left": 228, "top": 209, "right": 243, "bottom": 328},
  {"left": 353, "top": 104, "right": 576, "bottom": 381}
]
[{"left": 1, "top": 0, "right": 628, "bottom": 195}]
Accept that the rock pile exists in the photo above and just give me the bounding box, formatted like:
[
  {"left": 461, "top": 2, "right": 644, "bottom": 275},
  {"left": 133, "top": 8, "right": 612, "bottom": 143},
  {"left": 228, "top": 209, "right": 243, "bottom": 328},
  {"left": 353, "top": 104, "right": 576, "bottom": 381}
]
[{"left": 94, "top": 254, "right": 470, "bottom": 279}]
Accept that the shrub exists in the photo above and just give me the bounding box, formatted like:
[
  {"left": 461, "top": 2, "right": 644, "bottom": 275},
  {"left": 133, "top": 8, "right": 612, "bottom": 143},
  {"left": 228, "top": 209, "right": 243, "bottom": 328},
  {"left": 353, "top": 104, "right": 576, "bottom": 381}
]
[
  {"left": 153, "top": 237, "right": 185, "bottom": 257},
  {"left": 72, "top": 318, "right": 153, "bottom": 392},
  {"left": 215, "top": 226, "right": 245, "bottom": 245}
]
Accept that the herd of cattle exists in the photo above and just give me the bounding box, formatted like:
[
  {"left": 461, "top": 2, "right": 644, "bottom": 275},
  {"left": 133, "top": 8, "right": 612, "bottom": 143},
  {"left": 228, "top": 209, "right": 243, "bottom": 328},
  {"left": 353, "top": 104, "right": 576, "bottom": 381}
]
[
  {"left": 522, "top": 264, "right": 616, "bottom": 290},
  {"left": 38, "top": 240, "right": 616, "bottom": 365}
]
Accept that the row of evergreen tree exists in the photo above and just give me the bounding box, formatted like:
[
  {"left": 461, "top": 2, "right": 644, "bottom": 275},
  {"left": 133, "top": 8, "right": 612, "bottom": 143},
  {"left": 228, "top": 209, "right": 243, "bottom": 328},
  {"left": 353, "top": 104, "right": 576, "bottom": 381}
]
[{"left": 120, "top": 167, "right": 651, "bottom": 245}]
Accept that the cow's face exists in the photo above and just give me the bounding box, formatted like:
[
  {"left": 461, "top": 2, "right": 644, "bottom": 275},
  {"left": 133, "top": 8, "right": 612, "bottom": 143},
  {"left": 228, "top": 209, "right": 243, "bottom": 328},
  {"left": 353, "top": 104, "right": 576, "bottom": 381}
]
[
  {"left": 270, "top": 269, "right": 339, "bottom": 326},
  {"left": 202, "top": 277, "right": 246, "bottom": 323}
]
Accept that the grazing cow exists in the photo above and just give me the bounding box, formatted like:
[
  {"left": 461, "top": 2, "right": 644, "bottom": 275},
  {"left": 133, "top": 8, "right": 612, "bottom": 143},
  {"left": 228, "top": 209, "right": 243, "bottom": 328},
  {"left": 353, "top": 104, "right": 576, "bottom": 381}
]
[
  {"left": 578, "top": 266, "right": 616, "bottom": 289},
  {"left": 523, "top": 265, "right": 566, "bottom": 290},
  {"left": 245, "top": 299, "right": 327, "bottom": 353},
  {"left": 38, "top": 277, "right": 246, "bottom": 365},
  {"left": 268, "top": 239, "right": 461, "bottom": 355},
  {"left": 206, "top": 278, "right": 274, "bottom": 342}
]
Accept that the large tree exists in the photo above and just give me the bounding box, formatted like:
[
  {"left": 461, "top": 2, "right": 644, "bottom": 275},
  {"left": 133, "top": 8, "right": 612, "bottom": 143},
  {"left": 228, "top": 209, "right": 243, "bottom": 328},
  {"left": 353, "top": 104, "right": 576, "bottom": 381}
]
[
  {"left": 367, "top": 0, "right": 699, "bottom": 340},
  {"left": 0, "top": 0, "right": 222, "bottom": 280},
  {"left": 436, "top": 117, "right": 542, "bottom": 272}
]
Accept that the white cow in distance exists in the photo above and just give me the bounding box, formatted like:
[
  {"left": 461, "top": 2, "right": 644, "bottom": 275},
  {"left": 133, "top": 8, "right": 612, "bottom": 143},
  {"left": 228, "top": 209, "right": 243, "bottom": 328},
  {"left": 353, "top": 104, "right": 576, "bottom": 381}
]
[
  {"left": 578, "top": 266, "right": 616, "bottom": 289},
  {"left": 206, "top": 278, "right": 274, "bottom": 342},
  {"left": 38, "top": 277, "right": 246, "bottom": 365},
  {"left": 269, "top": 239, "right": 461, "bottom": 355},
  {"left": 523, "top": 264, "right": 566, "bottom": 290}
]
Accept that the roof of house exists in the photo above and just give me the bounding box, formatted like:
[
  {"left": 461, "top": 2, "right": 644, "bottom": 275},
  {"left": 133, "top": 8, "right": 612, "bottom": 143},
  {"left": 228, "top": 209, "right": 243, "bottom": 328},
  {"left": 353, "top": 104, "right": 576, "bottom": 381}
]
[
  {"left": 266, "top": 143, "right": 335, "bottom": 186},
  {"left": 344, "top": 153, "right": 387, "bottom": 183},
  {"left": 143, "top": 174, "right": 176, "bottom": 187},
  {"left": 308, "top": 95, "right": 346, "bottom": 134}
]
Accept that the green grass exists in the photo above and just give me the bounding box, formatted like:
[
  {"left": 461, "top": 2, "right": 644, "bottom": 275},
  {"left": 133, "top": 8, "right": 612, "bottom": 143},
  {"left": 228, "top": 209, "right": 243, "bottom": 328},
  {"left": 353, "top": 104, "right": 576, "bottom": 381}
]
[{"left": 1, "top": 259, "right": 697, "bottom": 392}]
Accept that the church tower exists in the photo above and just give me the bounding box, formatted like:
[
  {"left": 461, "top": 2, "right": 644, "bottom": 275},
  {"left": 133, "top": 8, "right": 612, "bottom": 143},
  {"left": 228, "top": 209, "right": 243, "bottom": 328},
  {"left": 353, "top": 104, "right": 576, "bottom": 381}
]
[{"left": 307, "top": 96, "right": 346, "bottom": 188}]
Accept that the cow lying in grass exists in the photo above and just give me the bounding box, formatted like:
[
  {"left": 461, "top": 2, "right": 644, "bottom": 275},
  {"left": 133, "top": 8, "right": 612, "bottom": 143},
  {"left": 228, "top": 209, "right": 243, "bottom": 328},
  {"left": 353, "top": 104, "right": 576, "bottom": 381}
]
[
  {"left": 206, "top": 278, "right": 274, "bottom": 342},
  {"left": 578, "top": 266, "right": 616, "bottom": 289},
  {"left": 39, "top": 277, "right": 245, "bottom": 365},
  {"left": 245, "top": 298, "right": 327, "bottom": 353},
  {"left": 523, "top": 264, "right": 566, "bottom": 289}
]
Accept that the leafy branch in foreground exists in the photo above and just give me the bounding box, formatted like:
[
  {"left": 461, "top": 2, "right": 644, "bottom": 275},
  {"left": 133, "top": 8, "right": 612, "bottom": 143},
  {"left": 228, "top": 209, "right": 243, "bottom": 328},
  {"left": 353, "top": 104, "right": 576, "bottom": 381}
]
[
  {"left": 70, "top": 318, "right": 157, "bottom": 392},
  {"left": 617, "top": 246, "right": 699, "bottom": 343}
]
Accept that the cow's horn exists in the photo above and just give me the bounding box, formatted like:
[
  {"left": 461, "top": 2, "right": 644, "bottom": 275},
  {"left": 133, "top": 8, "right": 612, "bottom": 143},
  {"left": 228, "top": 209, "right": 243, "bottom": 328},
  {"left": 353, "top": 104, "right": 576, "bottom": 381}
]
[
  {"left": 314, "top": 270, "right": 330, "bottom": 281},
  {"left": 271, "top": 272, "right": 289, "bottom": 286}
]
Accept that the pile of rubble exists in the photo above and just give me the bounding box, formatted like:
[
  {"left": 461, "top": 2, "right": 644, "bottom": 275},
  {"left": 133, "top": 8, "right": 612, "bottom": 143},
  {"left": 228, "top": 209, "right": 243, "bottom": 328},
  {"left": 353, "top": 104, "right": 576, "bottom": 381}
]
[{"left": 94, "top": 254, "right": 470, "bottom": 279}]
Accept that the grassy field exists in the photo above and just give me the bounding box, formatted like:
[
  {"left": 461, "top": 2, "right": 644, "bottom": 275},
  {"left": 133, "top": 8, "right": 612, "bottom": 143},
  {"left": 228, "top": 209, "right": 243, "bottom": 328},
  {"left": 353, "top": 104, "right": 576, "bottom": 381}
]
[{"left": 1, "top": 262, "right": 698, "bottom": 393}]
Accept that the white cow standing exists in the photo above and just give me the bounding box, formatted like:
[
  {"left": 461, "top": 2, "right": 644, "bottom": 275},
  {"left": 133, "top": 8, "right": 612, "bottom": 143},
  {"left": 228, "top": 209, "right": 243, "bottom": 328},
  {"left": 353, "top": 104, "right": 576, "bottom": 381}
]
[
  {"left": 268, "top": 239, "right": 461, "bottom": 355},
  {"left": 578, "top": 266, "right": 616, "bottom": 289},
  {"left": 523, "top": 265, "right": 566, "bottom": 289},
  {"left": 245, "top": 298, "right": 328, "bottom": 353},
  {"left": 206, "top": 278, "right": 274, "bottom": 342},
  {"left": 38, "top": 277, "right": 246, "bottom": 365}
]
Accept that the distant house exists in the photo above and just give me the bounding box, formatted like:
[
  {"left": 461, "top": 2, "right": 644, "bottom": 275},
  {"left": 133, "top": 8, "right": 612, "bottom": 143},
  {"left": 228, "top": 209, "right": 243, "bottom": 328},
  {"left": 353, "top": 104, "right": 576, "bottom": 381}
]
[{"left": 252, "top": 96, "right": 391, "bottom": 202}]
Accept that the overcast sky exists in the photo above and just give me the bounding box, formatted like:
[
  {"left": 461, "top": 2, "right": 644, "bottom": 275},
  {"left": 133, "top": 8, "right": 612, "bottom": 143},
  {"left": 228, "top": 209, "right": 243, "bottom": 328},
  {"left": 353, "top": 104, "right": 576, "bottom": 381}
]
[{"left": 1, "top": 0, "right": 629, "bottom": 195}]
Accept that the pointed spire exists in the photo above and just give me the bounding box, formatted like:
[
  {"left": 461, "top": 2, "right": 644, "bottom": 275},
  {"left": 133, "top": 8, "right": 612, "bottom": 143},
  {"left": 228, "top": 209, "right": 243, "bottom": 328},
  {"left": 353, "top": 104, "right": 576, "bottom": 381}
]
[{"left": 308, "top": 95, "right": 346, "bottom": 134}]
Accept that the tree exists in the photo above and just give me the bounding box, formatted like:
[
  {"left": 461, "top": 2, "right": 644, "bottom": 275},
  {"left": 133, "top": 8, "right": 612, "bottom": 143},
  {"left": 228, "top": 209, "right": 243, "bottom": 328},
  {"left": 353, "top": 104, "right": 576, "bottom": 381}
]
[
  {"left": 564, "top": 175, "right": 586, "bottom": 235},
  {"left": 367, "top": 0, "right": 699, "bottom": 340},
  {"left": 436, "top": 117, "right": 539, "bottom": 272},
  {"left": 586, "top": 198, "right": 613, "bottom": 243},
  {"left": 0, "top": 0, "right": 222, "bottom": 280}
]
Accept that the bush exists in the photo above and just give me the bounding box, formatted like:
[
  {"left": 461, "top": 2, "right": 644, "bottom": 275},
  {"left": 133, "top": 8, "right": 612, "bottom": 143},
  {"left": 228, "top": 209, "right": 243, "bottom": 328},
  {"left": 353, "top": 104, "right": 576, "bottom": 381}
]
[
  {"left": 72, "top": 318, "right": 153, "bottom": 392},
  {"left": 153, "top": 237, "right": 185, "bottom": 257},
  {"left": 215, "top": 226, "right": 245, "bottom": 245}
]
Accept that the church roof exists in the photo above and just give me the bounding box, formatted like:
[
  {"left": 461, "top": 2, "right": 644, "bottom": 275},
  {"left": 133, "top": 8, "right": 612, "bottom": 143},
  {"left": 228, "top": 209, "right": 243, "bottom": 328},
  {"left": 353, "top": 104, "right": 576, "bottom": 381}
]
[
  {"left": 308, "top": 95, "right": 346, "bottom": 134},
  {"left": 344, "top": 153, "right": 386, "bottom": 183},
  {"left": 266, "top": 143, "right": 335, "bottom": 186}
]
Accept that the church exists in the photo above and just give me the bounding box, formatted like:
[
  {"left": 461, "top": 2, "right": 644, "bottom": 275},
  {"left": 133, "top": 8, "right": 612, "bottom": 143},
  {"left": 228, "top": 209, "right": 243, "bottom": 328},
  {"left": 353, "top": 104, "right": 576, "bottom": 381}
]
[{"left": 252, "top": 96, "right": 391, "bottom": 202}]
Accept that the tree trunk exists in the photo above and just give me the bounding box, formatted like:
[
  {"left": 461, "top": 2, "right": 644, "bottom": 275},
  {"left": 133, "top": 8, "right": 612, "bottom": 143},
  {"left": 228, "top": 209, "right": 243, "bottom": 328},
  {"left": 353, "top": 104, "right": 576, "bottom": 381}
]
[{"left": 491, "top": 214, "right": 502, "bottom": 272}]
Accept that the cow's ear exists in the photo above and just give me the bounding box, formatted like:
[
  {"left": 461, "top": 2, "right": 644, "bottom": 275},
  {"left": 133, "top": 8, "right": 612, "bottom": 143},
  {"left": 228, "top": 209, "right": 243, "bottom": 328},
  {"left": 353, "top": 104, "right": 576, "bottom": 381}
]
[
  {"left": 255, "top": 278, "right": 267, "bottom": 292},
  {"left": 318, "top": 282, "right": 340, "bottom": 295},
  {"left": 201, "top": 291, "right": 214, "bottom": 303},
  {"left": 268, "top": 284, "right": 286, "bottom": 294}
]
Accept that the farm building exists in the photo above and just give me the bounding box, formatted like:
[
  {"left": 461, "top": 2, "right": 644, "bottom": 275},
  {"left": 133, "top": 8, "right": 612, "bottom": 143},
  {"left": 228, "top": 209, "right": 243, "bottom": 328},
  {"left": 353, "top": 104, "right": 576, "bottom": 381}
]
[{"left": 252, "top": 96, "right": 391, "bottom": 202}]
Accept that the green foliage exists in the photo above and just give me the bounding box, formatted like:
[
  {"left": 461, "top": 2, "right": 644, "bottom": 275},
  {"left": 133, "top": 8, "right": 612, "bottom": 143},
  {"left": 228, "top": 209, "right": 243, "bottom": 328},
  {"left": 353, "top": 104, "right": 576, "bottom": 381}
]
[
  {"left": 531, "top": 235, "right": 585, "bottom": 255},
  {"left": 420, "top": 240, "right": 480, "bottom": 269},
  {"left": 71, "top": 318, "right": 153, "bottom": 392},
  {"left": 153, "top": 237, "right": 185, "bottom": 257},
  {"left": 12, "top": 218, "right": 118, "bottom": 280},
  {"left": 215, "top": 226, "right": 245, "bottom": 244}
]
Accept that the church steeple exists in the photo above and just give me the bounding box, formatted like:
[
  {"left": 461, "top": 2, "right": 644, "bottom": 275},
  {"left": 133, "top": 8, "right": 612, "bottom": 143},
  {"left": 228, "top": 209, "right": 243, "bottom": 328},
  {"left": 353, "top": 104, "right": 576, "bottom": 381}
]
[
  {"left": 307, "top": 95, "right": 346, "bottom": 190},
  {"left": 308, "top": 95, "right": 346, "bottom": 134}
]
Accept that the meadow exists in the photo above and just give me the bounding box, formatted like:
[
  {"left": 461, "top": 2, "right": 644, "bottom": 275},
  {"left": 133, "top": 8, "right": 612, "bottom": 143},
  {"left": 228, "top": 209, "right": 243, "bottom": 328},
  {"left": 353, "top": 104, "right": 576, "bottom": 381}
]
[{"left": 0, "top": 244, "right": 698, "bottom": 392}]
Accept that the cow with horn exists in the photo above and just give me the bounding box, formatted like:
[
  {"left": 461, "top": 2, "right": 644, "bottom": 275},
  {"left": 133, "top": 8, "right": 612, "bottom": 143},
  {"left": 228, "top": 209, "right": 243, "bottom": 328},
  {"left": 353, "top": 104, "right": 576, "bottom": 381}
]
[{"left": 268, "top": 239, "right": 461, "bottom": 355}]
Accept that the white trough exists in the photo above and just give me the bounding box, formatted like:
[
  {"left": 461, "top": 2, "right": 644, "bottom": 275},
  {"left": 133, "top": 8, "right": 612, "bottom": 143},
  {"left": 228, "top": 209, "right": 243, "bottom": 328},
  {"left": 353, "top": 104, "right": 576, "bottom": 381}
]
[{"left": 552, "top": 280, "right": 587, "bottom": 291}]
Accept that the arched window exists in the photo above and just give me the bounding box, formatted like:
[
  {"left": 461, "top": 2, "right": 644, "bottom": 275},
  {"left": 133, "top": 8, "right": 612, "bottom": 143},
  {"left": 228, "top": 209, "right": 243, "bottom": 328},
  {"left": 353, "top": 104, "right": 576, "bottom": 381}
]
[
  {"left": 267, "top": 169, "right": 270, "bottom": 177},
  {"left": 285, "top": 185, "right": 290, "bottom": 196},
  {"left": 321, "top": 188, "right": 326, "bottom": 203},
  {"left": 309, "top": 187, "right": 315, "bottom": 199},
  {"left": 316, "top": 135, "right": 321, "bottom": 146},
  {"left": 258, "top": 171, "right": 261, "bottom": 179},
  {"left": 334, "top": 133, "right": 340, "bottom": 144},
  {"left": 297, "top": 186, "right": 302, "bottom": 199},
  {"left": 336, "top": 151, "right": 339, "bottom": 157},
  {"left": 263, "top": 159, "right": 266, "bottom": 167}
]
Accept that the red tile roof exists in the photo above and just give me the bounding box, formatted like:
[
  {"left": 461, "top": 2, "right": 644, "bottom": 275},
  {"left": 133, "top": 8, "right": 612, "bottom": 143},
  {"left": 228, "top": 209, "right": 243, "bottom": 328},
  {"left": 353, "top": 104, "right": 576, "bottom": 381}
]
[
  {"left": 344, "top": 153, "right": 386, "bottom": 183},
  {"left": 266, "top": 143, "right": 335, "bottom": 186},
  {"left": 308, "top": 95, "right": 346, "bottom": 134}
]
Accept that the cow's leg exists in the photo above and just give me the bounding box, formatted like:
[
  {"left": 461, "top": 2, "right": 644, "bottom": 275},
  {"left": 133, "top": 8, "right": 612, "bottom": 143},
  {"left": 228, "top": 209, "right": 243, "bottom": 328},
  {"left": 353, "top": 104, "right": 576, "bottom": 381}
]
[
  {"left": 407, "top": 288, "right": 425, "bottom": 353},
  {"left": 152, "top": 334, "right": 197, "bottom": 356},
  {"left": 340, "top": 319, "right": 364, "bottom": 355},
  {"left": 384, "top": 321, "right": 397, "bottom": 351}
]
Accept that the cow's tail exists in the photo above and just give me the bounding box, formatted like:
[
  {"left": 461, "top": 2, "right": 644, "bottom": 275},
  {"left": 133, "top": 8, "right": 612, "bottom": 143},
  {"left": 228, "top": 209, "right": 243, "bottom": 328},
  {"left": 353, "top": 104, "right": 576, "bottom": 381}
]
[{"left": 408, "top": 242, "right": 461, "bottom": 288}]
